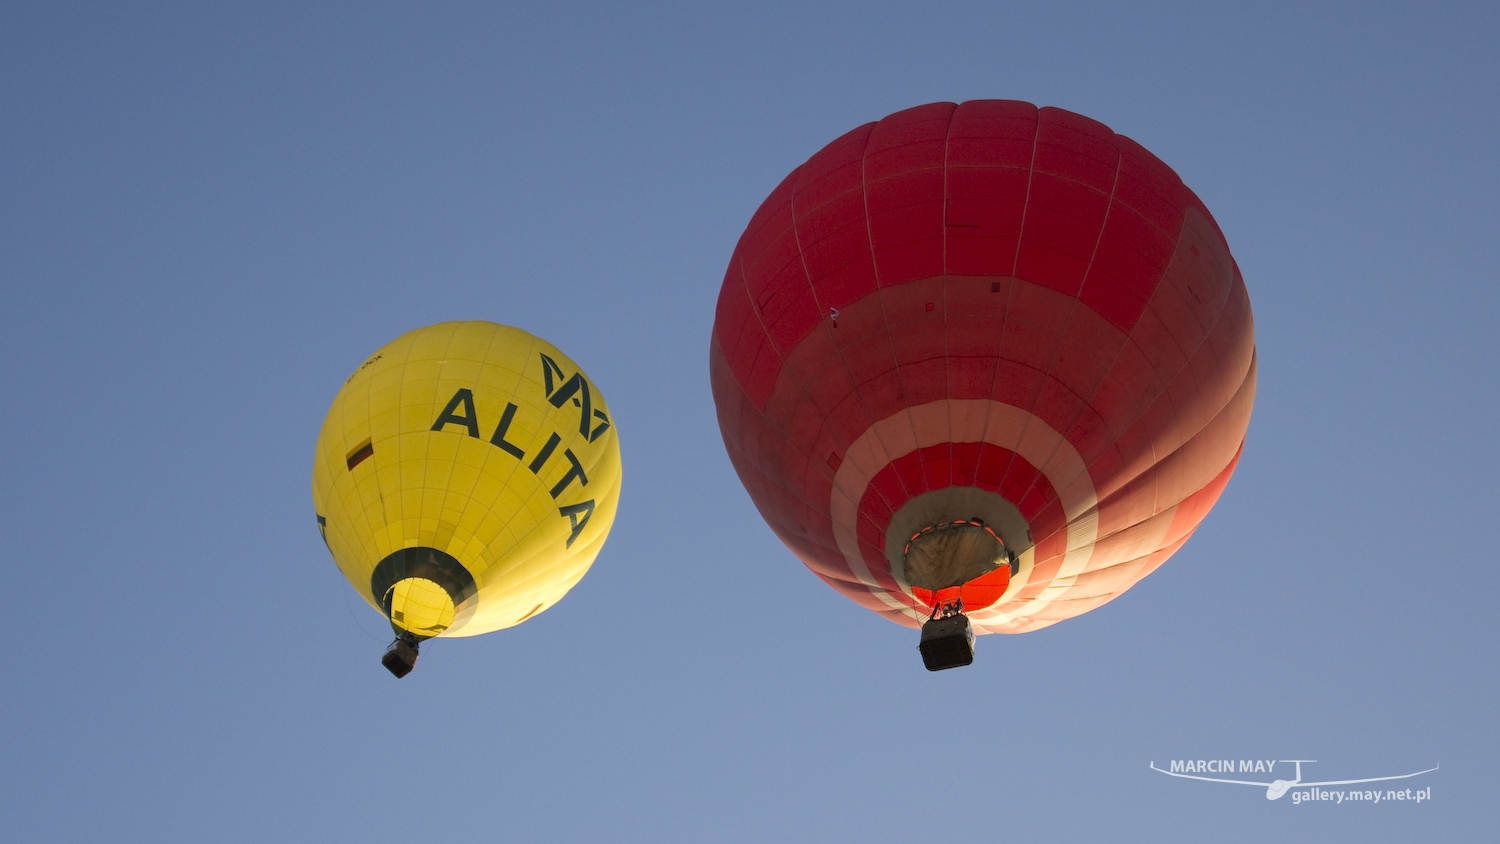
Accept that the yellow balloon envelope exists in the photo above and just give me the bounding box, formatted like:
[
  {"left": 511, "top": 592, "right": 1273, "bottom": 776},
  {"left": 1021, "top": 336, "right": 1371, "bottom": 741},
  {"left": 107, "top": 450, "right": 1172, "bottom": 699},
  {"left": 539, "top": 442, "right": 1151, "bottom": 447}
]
[{"left": 312, "top": 321, "right": 621, "bottom": 673}]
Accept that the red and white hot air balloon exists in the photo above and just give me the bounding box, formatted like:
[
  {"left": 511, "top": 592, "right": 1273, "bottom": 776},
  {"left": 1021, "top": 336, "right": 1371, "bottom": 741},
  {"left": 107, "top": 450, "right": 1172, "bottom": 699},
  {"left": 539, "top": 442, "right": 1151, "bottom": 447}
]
[{"left": 709, "top": 101, "right": 1255, "bottom": 669}]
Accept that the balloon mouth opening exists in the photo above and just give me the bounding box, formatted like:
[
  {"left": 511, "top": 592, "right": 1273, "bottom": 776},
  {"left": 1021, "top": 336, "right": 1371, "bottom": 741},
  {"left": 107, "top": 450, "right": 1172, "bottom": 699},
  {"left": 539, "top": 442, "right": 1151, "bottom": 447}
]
[
  {"left": 905, "top": 520, "right": 1015, "bottom": 612},
  {"left": 370, "top": 546, "right": 479, "bottom": 640},
  {"left": 384, "top": 577, "right": 456, "bottom": 637}
]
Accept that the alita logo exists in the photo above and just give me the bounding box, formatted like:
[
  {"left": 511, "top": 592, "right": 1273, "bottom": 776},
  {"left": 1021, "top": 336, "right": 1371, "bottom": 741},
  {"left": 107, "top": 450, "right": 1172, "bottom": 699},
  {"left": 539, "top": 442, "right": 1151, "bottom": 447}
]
[
  {"left": 540, "top": 353, "right": 611, "bottom": 442},
  {"left": 424, "top": 353, "right": 611, "bottom": 547}
]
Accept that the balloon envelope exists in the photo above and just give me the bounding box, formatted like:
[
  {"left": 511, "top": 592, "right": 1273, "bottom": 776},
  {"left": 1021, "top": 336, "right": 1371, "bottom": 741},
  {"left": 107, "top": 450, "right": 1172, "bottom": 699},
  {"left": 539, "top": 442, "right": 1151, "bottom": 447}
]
[
  {"left": 314, "top": 321, "right": 621, "bottom": 640},
  {"left": 710, "top": 101, "right": 1255, "bottom": 634}
]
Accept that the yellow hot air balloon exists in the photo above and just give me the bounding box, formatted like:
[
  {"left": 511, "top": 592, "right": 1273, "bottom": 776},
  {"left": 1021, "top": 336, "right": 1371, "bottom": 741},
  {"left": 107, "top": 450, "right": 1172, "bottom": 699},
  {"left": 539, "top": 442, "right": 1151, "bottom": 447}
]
[{"left": 312, "top": 321, "right": 621, "bottom": 677}]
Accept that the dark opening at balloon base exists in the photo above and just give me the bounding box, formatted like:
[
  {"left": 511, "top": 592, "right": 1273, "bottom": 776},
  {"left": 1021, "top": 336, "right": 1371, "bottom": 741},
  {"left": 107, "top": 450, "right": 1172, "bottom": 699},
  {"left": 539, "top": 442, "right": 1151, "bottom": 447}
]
[
  {"left": 919, "top": 612, "right": 975, "bottom": 671},
  {"left": 381, "top": 637, "right": 419, "bottom": 678}
]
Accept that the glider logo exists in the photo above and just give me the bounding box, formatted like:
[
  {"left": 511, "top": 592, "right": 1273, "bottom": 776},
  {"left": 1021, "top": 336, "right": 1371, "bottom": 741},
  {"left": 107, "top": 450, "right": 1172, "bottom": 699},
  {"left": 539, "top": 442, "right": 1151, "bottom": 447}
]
[{"left": 1151, "top": 759, "right": 1438, "bottom": 803}]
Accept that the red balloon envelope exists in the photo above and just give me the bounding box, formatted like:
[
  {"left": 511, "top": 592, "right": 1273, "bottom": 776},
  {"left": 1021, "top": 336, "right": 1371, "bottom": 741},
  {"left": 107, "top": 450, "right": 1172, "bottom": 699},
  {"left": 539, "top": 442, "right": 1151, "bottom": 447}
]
[{"left": 710, "top": 101, "right": 1255, "bottom": 657}]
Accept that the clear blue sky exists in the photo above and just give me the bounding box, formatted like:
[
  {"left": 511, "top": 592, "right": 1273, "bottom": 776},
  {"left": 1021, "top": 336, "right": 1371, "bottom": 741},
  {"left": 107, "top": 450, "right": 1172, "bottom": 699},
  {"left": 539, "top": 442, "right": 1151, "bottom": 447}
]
[{"left": 2, "top": 2, "right": 1494, "bottom": 841}]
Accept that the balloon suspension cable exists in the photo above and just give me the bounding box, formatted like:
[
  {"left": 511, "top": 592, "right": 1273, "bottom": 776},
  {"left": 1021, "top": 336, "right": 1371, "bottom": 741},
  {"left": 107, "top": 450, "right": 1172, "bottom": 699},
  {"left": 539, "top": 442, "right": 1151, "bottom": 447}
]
[
  {"left": 381, "top": 631, "right": 421, "bottom": 679},
  {"left": 903, "top": 518, "right": 1004, "bottom": 558}
]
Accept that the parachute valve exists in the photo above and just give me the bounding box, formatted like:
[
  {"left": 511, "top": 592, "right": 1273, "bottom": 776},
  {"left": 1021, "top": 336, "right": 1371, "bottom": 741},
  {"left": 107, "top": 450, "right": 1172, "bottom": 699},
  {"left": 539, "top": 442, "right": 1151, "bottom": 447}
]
[
  {"left": 919, "top": 599, "right": 974, "bottom": 671},
  {"left": 381, "top": 634, "right": 420, "bottom": 678}
]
